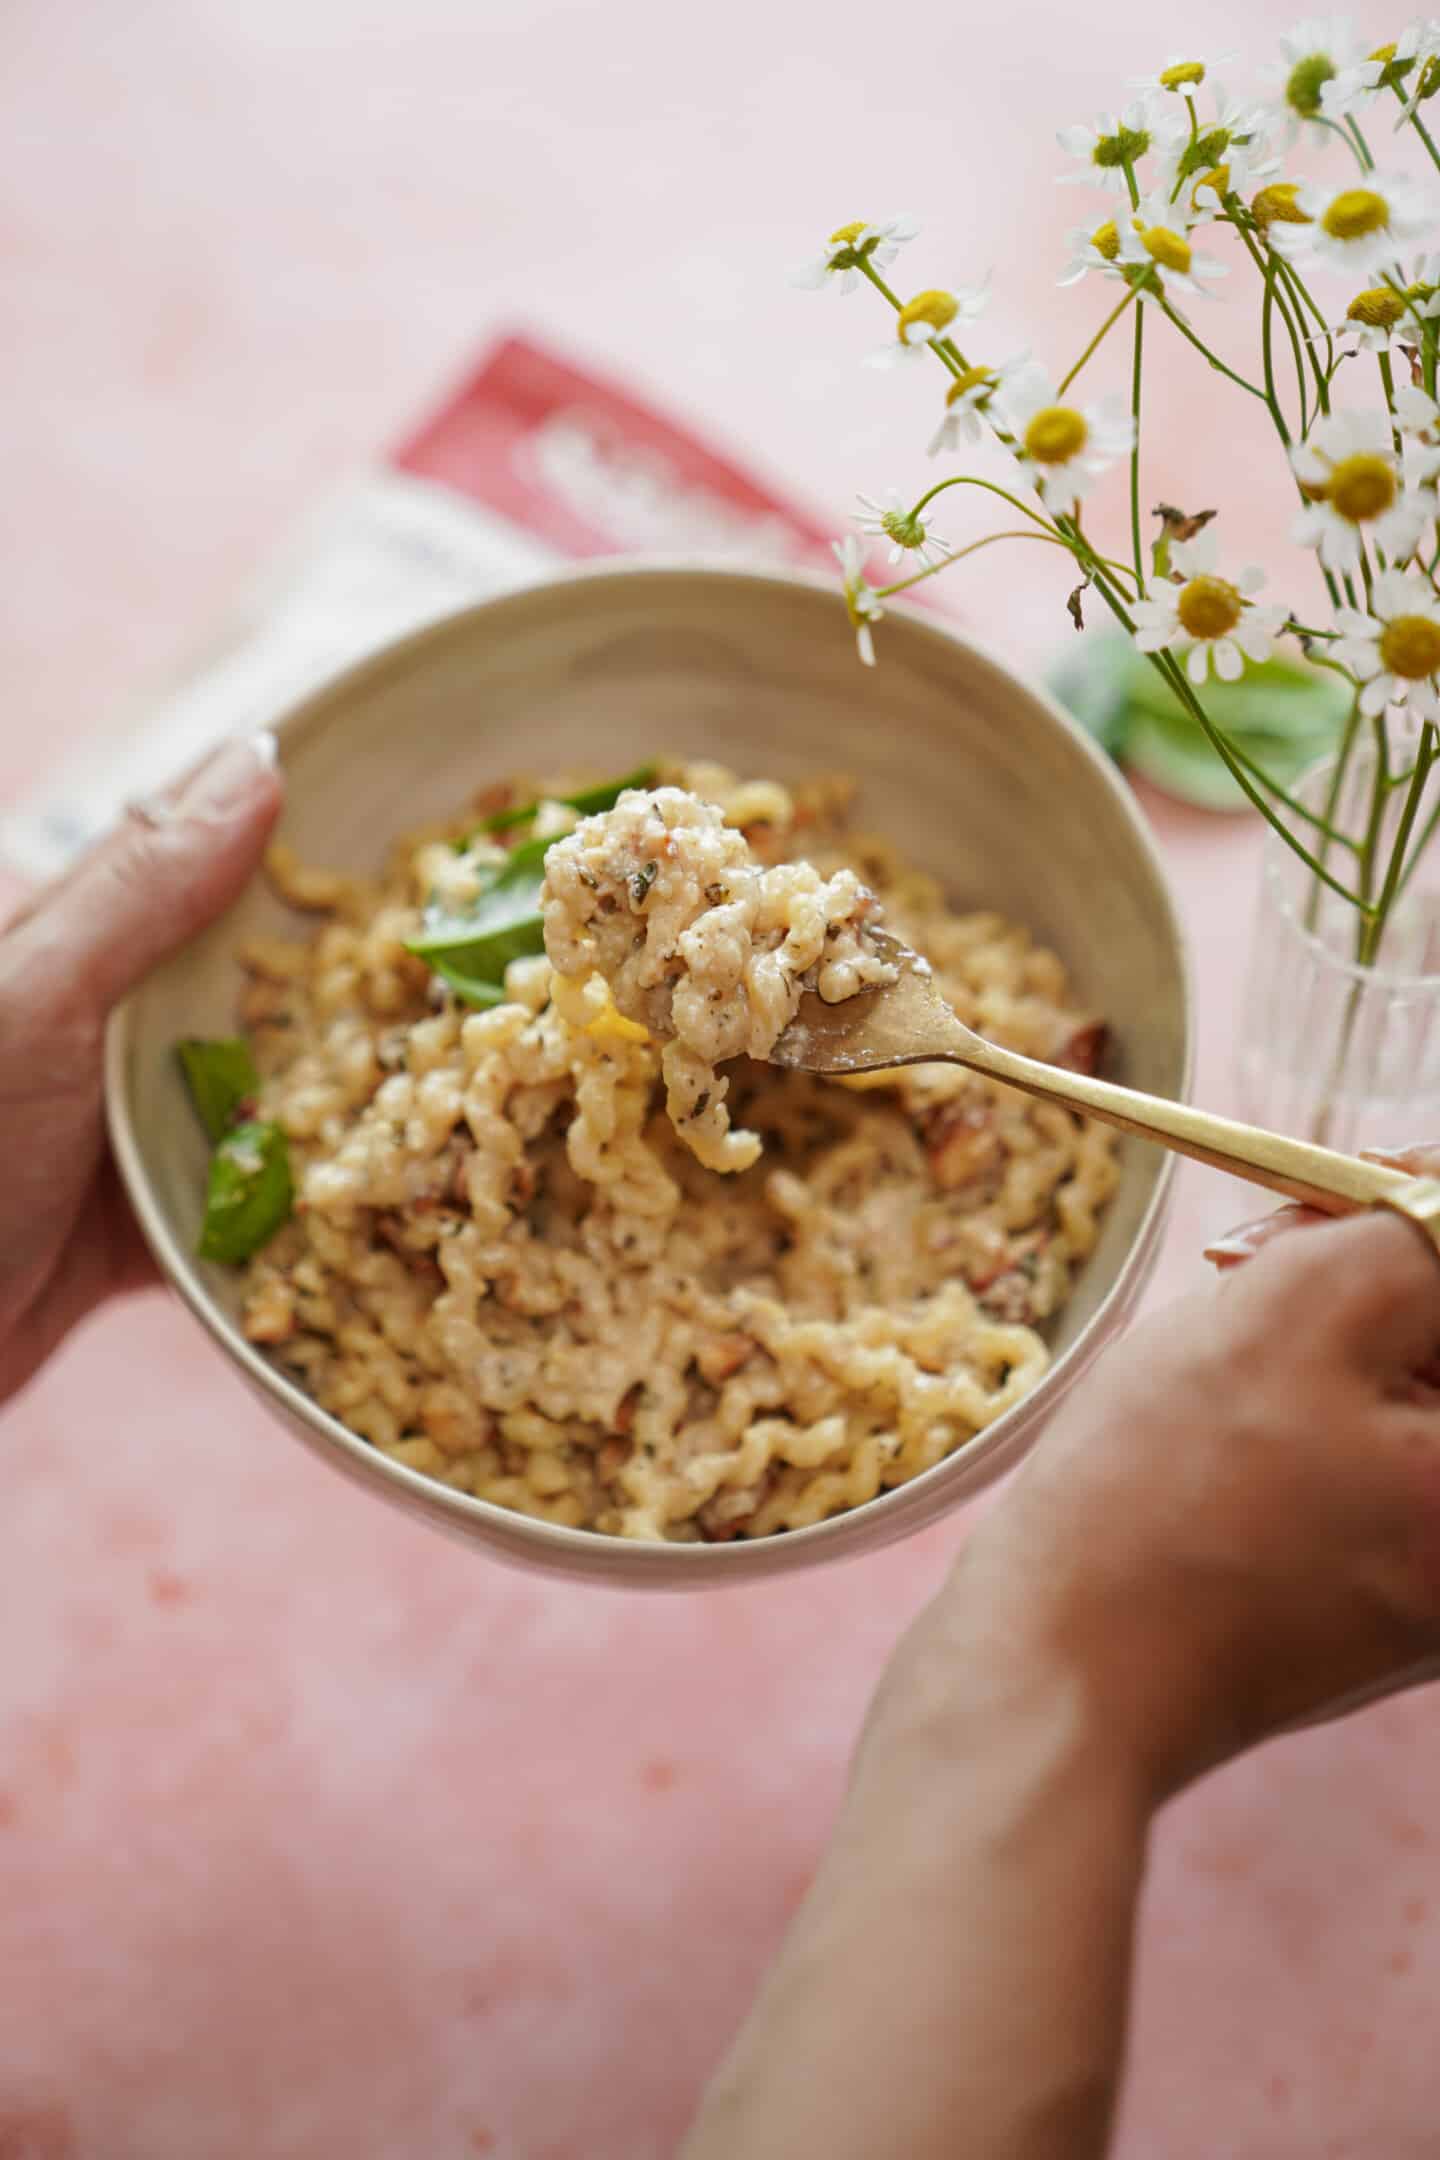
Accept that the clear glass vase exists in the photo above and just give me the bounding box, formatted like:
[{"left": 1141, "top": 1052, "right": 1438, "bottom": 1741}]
[{"left": 1235, "top": 746, "right": 1440, "bottom": 1151}]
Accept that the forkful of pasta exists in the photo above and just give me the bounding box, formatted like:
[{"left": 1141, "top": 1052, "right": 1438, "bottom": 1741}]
[
  {"left": 769, "top": 927, "right": 1440, "bottom": 1249},
  {"left": 540, "top": 781, "right": 1440, "bottom": 1252}
]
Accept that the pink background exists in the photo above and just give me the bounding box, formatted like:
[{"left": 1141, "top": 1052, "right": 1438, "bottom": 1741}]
[{"left": 4, "top": 4, "right": 1439, "bottom": 2154}]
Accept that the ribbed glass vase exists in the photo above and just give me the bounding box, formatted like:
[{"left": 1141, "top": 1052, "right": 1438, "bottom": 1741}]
[{"left": 1235, "top": 747, "right": 1440, "bottom": 1152}]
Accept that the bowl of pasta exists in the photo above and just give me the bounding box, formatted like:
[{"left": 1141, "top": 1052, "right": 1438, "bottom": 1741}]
[{"left": 107, "top": 563, "right": 1190, "bottom": 1585}]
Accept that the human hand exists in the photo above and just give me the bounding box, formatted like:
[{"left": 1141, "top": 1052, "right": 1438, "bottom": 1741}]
[
  {"left": 943, "top": 1192, "right": 1440, "bottom": 1801},
  {"left": 0, "top": 733, "right": 281, "bottom": 1408}
]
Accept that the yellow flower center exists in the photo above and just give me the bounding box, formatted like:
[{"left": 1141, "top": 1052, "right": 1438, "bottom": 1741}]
[
  {"left": 1379, "top": 613, "right": 1440, "bottom": 679},
  {"left": 1347, "top": 286, "right": 1407, "bottom": 328},
  {"left": 1159, "top": 60, "right": 1206, "bottom": 88},
  {"left": 1091, "top": 220, "right": 1120, "bottom": 261},
  {"left": 829, "top": 220, "right": 868, "bottom": 244},
  {"left": 1192, "top": 163, "right": 1230, "bottom": 208},
  {"left": 946, "top": 365, "right": 994, "bottom": 406},
  {"left": 1321, "top": 188, "right": 1391, "bottom": 242},
  {"left": 1176, "top": 575, "right": 1243, "bottom": 641},
  {"left": 1142, "top": 224, "right": 1193, "bottom": 274},
  {"left": 1327, "top": 451, "right": 1398, "bottom": 522},
  {"left": 1251, "top": 182, "right": 1310, "bottom": 229},
  {"left": 1370, "top": 41, "right": 1398, "bottom": 62},
  {"left": 897, "top": 289, "right": 959, "bottom": 344},
  {"left": 1024, "top": 406, "right": 1089, "bottom": 465}
]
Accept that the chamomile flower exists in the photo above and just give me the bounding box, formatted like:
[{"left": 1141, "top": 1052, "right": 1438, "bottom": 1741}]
[
  {"left": 1155, "top": 88, "right": 1278, "bottom": 207},
  {"left": 1320, "top": 26, "right": 1430, "bottom": 118},
  {"left": 1398, "top": 380, "right": 1440, "bottom": 439},
  {"left": 927, "top": 353, "right": 1029, "bottom": 455},
  {"left": 866, "top": 282, "right": 988, "bottom": 368},
  {"left": 1058, "top": 219, "right": 1124, "bottom": 287},
  {"left": 1396, "top": 383, "right": 1440, "bottom": 489},
  {"left": 833, "top": 536, "right": 884, "bottom": 667},
  {"left": 1290, "top": 408, "right": 1430, "bottom": 569},
  {"left": 1130, "top": 532, "right": 1287, "bottom": 682},
  {"left": 1130, "top": 51, "right": 1235, "bottom": 104},
  {"left": 1274, "top": 170, "right": 1435, "bottom": 278},
  {"left": 1330, "top": 569, "right": 1440, "bottom": 721},
  {"left": 1329, "top": 282, "right": 1420, "bottom": 351},
  {"left": 1405, "top": 250, "right": 1440, "bottom": 317},
  {"left": 1250, "top": 180, "right": 1312, "bottom": 231},
  {"left": 791, "top": 215, "right": 919, "bottom": 295},
  {"left": 1262, "top": 16, "right": 1367, "bottom": 144},
  {"left": 1394, "top": 25, "right": 1440, "bottom": 119},
  {"left": 1000, "top": 363, "right": 1136, "bottom": 506},
  {"left": 1056, "top": 105, "right": 1165, "bottom": 194},
  {"left": 855, "top": 490, "right": 948, "bottom": 565},
  {"left": 1117, "top": 193, "right": 1230, "bottom": 300}
]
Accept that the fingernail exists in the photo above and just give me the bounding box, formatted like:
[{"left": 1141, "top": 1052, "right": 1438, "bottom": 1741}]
[
  {"left": 1361, "top": 1143, "right": 1434, "bottom": 1169},
  {"left": 1203, "top": 1234, "right": 1257, "bottom": 1267},
  {"left": 176, "top": 730, "right": 279, "bottom": 816}
]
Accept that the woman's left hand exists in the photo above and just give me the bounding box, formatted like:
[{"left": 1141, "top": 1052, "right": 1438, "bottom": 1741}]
[{"left": 0, "top": 732, "right": 281, "bottom": 1409}]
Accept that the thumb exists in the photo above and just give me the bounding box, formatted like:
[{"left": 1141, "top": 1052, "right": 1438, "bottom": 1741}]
[{"left": 6, "top": 730, "right": 283, "bottom": 1023}]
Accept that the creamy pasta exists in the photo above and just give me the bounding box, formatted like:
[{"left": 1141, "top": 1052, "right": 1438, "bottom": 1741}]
[
  {"left": 233, "top": 760, "right": 1117, "bottom": 1542},
  {"left": 541, "top": 785, "right": 896, "bottom": 1172}
]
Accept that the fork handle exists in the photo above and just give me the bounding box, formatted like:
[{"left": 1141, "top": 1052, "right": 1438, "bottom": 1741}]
[{"left": 957, "top": 1032, "right": 1440, "bottom": 1245}]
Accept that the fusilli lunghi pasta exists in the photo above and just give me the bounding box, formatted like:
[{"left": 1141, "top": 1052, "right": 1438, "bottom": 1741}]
[{"left": 234, "top": 760, "right": 1118, "bottom": 1541}]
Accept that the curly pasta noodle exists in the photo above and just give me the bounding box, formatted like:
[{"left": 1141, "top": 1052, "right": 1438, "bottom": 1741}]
[{"left": 234, "top": 760, "right": 1118, "bottom": 1542}]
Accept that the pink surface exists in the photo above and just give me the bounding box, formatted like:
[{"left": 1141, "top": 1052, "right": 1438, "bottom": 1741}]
[{"left": 5, "top": 4, "right": 1440, "bottom": 2153}]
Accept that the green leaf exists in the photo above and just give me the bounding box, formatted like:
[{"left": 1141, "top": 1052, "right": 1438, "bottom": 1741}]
[
  {"left": 477, "top": 765, "right": 657, "bottom": 835},
  {"left": 1050, "top": 633, "right": 1351, "bottom": 811},
  {"left": 197, "top": 1120, "right": 294, "bottom": 1264},
  {"left": 424, "top": 955, "right": 514, "bottom": 1008},
  {"left": 176, "top": 1037, "right": 260, "bottom": 1144},
  {"left": 406, "top": 832, "right": 552, "bottom": 1004}
]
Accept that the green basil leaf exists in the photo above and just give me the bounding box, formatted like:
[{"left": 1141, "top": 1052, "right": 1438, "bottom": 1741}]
[
  {"left": 425, "top": 955, "right": 515, "bottom": 1008},
  {"left": 406, "top": 831, "right": 554, "bottom": 999},
  {"left": 176, "top": 1037, "right": 260, "bottom": 1144},
  {"left": 197, "top": 1120, "right": 294, "bottom": 1265},
  {"left": 477, "top": 764, "right": 657, "bottom": 835}
]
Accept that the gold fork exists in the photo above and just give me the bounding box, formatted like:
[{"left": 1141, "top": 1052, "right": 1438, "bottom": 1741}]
[{"left": 770, "top": 931, "right": 1440, "bottom": 1246}]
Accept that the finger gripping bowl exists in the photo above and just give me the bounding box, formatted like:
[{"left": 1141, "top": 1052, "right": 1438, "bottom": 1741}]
[{"left": 106, "top": 564, "right": 1191, "bottom": 1586}]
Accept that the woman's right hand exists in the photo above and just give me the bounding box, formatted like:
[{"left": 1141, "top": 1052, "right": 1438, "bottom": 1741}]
[{"left": 939, "top": 1185, "right": 1440, "bottom": 1801}]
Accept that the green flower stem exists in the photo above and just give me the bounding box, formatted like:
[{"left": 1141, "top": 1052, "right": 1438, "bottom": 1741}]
[
  {"left": 1303, "top": 695, "right": 1363, "bottom": 930},
  {"left": 1379, "top": 349, "right": 1403, "bottom": 458},
  {"left": 1156, "top": 297, "right": 1269, "bottom": 401},
  {"left": 1129, "top": 302, "right": 1145, "bottom": 594},
  {"left": 1229, "top": 224, "right": 1347, "bottom": 613},
  {"left": 908, "top": 473, "right": 1054, "bottom": 532},
  {"left": 1344, "top": 114, "right": 1376, "bottom": 171},
  {"left": 1411, "top": 107, "right": 1440, "bottom": 177},
  {"left": 1234, "top": 217, "right": 1302, "bottom": 438},
  {"left": 1357, "top": 711, "right": 1391, "bottom": 931},
  {"left": 1055, "top": 516, "right": 1366, "bottom": 880},
  {"left": 1154, "top": 647, "right": 1364, "bottom": 887},
  {"left": 1398, "top": 765, "right": 1440, "bottom": 895},
  {"left": 857, "top": 259, "right": 904, "bottom": 312},
  {"left": 876, "top": 528, "right": 1081, "bottom": 597},
  {"left": 1366, "top": 721, "right": 1437, "bottom": 965},
  {"left": 1056, "top": 283, "right": 1139, "bottom": 396},
  {"left": 1273, "top": 256, "right": 1335, "bottom": 409}
]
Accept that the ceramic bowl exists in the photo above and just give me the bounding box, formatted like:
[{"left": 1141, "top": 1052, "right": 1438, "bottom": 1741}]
[{"left": 106, "top": 563, "right": 1191, "bottom": 1586}]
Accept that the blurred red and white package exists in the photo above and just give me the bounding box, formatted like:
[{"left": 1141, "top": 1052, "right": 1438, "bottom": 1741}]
[{"left": 2, "top": 335, "right": 841, "bottom": 879}]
